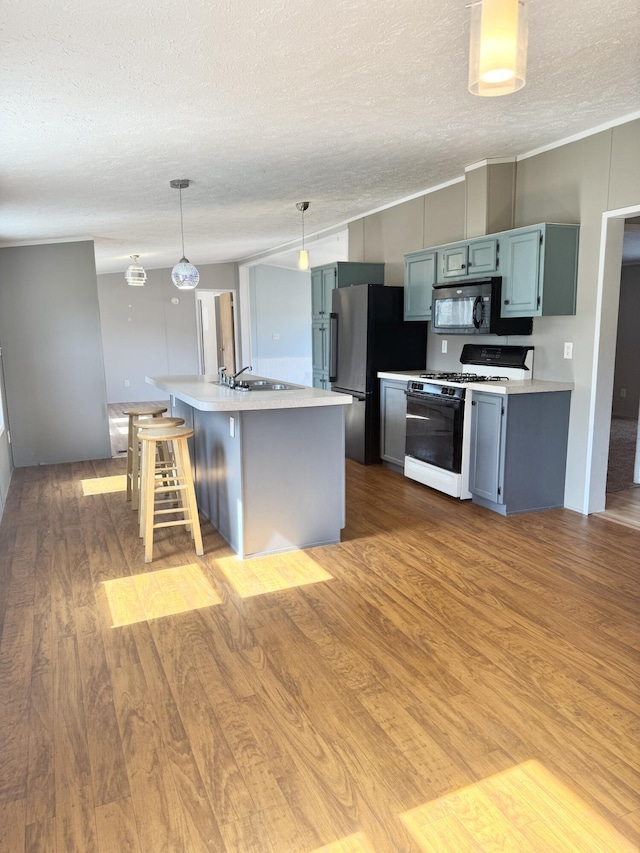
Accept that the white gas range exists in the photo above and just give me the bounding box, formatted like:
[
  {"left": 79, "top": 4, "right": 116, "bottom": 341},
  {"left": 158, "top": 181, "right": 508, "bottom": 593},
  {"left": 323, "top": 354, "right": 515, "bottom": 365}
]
[{"left": 404, "top": 345, "right": 534, "bottom": 499}]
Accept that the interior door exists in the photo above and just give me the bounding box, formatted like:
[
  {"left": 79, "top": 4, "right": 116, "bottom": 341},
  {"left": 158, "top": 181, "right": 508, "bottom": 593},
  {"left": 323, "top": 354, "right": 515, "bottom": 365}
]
[{"left": 217, "top": 292, "right": 236, "bottom": 374}]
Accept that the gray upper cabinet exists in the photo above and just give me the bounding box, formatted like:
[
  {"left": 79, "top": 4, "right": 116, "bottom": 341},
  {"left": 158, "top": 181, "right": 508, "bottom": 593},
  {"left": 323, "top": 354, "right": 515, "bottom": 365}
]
[
  {"left": 440, "top": 238, "right": 498, "bottom": 279},
  {"left": 441, "top": 244, "right": 468, "bottom": 279},
  {"left": 404, "top": 250, "right": 436, "bottom": 321},
  {"left": 311, "top": 266, "right": 337, "bottom": 320},
  {"left": 501, "top": 224, "right": 579, "bottom": 317},
  {"left": 404, "top": 237, "right": 498, "bottom": 321},
  {"left": 404, "top": 223, "right": 578, "bottom": 325},
  {"left": 312, "top": 262, "right": 384, "bottom": 320},
  {"left": 468, "top": 239, "right": 498, "bottom": 275},
  {"left": 311, "top": 262, "right": 384, "bottom": 385}
]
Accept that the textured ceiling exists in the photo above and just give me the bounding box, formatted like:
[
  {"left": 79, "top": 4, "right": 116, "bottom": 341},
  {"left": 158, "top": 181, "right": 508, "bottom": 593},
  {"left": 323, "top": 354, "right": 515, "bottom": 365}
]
[{"left": 1, "top": 0, "right": 639, "bottom": 274}]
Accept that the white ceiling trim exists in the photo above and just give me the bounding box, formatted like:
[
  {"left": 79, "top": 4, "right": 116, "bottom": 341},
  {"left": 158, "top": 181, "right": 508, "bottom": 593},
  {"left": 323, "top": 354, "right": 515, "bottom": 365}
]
[{"left": 517, "top": 109, "right": 640, "bottom": 162}]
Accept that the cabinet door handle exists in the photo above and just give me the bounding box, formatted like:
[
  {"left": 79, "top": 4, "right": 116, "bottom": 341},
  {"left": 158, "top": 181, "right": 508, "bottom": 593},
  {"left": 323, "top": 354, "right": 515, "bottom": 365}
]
[
  {"left": 504, "top": 299, "right": 510, "bottom": 305},
  {"left": 460, "top": 263, "right": 466, "bottom": 269}
]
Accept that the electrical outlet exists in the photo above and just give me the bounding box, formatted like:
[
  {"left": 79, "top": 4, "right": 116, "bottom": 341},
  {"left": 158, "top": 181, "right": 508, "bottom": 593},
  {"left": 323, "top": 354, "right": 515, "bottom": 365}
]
[
  {"left": 563, "top": 342, "right": 573, "bottom": 359},
  {"left": 272, "top": 333, "right": 280, "bottom": 340},
  {"left": 441, "top": 339, "right": 448, "bottom": 354},
  {"left": 124, "top": 379, "right": 130, "bottom": 387},
  {"left": 621, "top": 388, "right": 626, "bottom": 398}
]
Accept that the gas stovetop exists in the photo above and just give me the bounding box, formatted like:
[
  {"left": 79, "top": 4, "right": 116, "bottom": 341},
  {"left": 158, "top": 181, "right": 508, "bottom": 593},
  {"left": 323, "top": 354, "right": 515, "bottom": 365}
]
[{"left": 420, "top": 372, "right": 509, "bottom": 383}]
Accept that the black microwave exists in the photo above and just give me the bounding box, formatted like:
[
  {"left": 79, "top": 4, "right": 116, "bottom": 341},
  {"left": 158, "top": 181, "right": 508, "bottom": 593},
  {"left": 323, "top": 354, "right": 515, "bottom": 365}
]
[{"left": 431, "top": 277, "right": 532, "bottom": 336}]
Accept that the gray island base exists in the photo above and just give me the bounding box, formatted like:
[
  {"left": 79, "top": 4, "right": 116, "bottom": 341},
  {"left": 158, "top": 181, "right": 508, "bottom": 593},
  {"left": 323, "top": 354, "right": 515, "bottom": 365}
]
[{"left": 147, "top": 375, "right": 351, "bottom": 559}]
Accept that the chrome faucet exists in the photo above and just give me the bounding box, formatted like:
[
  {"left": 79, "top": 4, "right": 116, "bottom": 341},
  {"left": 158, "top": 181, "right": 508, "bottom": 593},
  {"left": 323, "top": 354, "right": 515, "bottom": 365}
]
[{"left": 220, "top": 365, "right": 252, "bottom": 389}]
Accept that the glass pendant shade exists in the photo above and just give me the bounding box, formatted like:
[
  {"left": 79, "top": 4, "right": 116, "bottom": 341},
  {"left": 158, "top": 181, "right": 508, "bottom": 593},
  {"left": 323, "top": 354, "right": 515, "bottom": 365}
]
[
  {"left": 125, "top": 255, "right": 146, "bottom": 286},
  {"left": 170, "top": 178, "right": 199, "bottom": 290},
  {"left": 171, "top": 257, "right": 200, "bottom": 290},
  {"left": 468, "top": 0, "right": 527, "bottom": 97}
]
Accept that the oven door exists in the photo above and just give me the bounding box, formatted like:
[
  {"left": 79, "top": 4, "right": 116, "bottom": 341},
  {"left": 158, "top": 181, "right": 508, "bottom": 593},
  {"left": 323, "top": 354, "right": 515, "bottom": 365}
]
[{"left": 405, "top": 391, "right": 465, "bottom": 473}]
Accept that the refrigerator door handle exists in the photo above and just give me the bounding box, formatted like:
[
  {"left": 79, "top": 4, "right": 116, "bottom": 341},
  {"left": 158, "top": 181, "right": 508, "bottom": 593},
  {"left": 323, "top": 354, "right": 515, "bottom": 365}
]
[{"left": 329, "top": 312, "right": 338, "bottom": 383}]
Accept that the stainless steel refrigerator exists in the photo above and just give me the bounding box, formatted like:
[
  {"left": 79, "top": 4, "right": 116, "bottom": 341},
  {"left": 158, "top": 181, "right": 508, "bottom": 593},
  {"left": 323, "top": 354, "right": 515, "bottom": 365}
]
[{"left": 330, "top": 284, "right": 427, "bottom": 464}]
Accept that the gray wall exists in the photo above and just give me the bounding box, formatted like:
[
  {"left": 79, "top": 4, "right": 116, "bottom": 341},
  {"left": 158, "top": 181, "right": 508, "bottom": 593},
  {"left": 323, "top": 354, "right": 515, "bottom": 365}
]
[
  {"left": 249, "top": 266, "right": 311, "bottom": 359},
  {"left": 349, "top": 119, "right": 640, "bottom": 513},
  {"left": 612, "top": 264, "right": 640, "bottom": 419},
  {"left": 0, "top": 241, "right": 111, "bottom": 467},
  {"left": 98, "top": 261, "right": 237, "bottom": 403}
]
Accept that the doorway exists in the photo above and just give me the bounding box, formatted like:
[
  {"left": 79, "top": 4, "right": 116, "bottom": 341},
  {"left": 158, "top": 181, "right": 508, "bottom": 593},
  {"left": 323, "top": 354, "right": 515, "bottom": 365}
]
[
  {"left": 601, "top": 217, "right": 640, "bottom": 528},
  {"left": 196, "top": 290, "right": 238, "bottom": 376},
  {"left": 589, "top": 205, "right": 640, "bottom": 526}
]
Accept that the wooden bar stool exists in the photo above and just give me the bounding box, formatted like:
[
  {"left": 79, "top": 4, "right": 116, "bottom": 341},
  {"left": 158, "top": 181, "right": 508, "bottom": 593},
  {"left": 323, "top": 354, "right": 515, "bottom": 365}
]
[
  {"left": 138, "top": 426, "right": 203, "bottom": 563},
  {"left": 135, "top": 416, "right": 185, "bottom": 507},
  {"left": 124, "top": 405, "right": 167, "bottom": 508}
]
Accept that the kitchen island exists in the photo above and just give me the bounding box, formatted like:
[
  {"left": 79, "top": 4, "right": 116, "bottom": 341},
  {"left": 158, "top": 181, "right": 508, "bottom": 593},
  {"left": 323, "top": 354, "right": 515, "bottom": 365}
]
[{"left": 146, "top": 375, "right": 352, "bottom": 559}]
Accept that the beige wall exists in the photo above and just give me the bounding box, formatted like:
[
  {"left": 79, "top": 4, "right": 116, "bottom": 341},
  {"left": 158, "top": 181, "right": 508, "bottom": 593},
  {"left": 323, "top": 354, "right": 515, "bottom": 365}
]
[
  {"left": 350, "top": 118, "right": 640, "bottom": 513},
  {"left": 349, "top": 181, "right": 466, "bottom": 286}
]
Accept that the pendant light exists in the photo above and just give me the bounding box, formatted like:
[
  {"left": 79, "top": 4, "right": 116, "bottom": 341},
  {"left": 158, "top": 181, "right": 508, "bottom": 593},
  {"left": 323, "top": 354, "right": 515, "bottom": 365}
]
[
  {"left": 124, "top": 254, "right": 147, "bottom": 286},
  {"left": 296, "top": 201, "right": 310, "bottom": 270},
  {"left": 468, "top": 0, "right": 528, "bottom": 97},
  {"left": 170, "top": 179, "right": 200, "bottom": 290}
]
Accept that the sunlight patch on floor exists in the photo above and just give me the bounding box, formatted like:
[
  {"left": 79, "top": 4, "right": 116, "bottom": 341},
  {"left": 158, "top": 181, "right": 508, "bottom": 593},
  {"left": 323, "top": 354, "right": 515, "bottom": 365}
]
[
  {"left": 309, "top": 832, "right": 376, "bottom": 852},
  {"left": 103, "top": 563, "right": 222, "bottom": 626},
  {"left": 81, "top": 474, "right": 127, "bottom": 495},
  {"left": 400, "top": 759, "right": 635, "bottom": 852},
  {"left": 216, "top": 551, "right": 333, "bottom": 598}
]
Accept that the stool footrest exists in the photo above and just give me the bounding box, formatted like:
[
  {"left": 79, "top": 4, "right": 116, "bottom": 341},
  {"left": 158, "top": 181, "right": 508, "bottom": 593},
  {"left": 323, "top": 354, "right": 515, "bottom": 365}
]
[{"left": 153, "top": 519, "right": 195, "bottom": 529}]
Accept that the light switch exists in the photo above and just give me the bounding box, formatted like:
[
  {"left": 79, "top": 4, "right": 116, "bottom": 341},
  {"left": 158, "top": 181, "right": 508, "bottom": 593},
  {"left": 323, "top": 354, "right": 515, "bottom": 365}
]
[
  {"left": 563, "top": 342, "right": 573, "bottom": 359},
  {"left": 272, "top": 333, "right": 280, "bottom": 340},
  {"left": 229, "top": 416, "right": 235, "bottom": 437},
  {"left": 441, "top": 339, "right": 448, "bottom": 354}
]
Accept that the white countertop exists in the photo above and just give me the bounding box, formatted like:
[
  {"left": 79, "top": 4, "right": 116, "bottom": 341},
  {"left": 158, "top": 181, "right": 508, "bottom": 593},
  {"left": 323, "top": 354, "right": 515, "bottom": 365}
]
[
  {"left": 146, "top": 375, "right": 353, "bottom": 412},
  {"left": 377, "top": 370, "right": 574, "bottom": 395}
]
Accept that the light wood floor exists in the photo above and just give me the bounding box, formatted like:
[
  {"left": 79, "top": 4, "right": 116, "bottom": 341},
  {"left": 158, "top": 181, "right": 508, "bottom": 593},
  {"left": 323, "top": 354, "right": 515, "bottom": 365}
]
[
  {"left": 0, "top": 458, "right": 639, "bottom": 852},
  {"left": 600, "top": 486, "right": 640, "bottom": 532}
]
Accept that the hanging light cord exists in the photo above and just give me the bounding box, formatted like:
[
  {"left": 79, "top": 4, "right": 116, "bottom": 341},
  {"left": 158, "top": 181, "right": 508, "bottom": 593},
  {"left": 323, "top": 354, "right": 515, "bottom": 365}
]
[
  {"left": 178, "top": 186, "right": 186, "bottom": 258},
  {"left": 301, "top": 207, "right": 305, "bottom": 252}
]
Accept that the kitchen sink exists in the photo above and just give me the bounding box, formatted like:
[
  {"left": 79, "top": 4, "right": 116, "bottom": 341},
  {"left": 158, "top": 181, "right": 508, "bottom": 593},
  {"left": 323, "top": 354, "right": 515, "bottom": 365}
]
[{"left": 236, "top": 381, "right": 293, "bottom": 392}]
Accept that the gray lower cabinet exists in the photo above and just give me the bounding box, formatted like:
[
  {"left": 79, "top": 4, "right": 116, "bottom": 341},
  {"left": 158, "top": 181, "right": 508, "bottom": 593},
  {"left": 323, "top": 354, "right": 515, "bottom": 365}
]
[
  {"left": 380, "top": 378, "right": 408, "bottom": 469},
  {"left": 469, "top": 390, "right": 571, "bottom": 515},
  {"left": 312, "top": 320, "right": 329, "bottom": 371}
]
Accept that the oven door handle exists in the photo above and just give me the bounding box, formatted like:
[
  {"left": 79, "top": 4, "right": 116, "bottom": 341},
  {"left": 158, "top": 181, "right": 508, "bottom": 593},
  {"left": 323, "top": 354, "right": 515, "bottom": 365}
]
[{"left": 405, "top": 391, "right": 464, "bottom": 409}]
